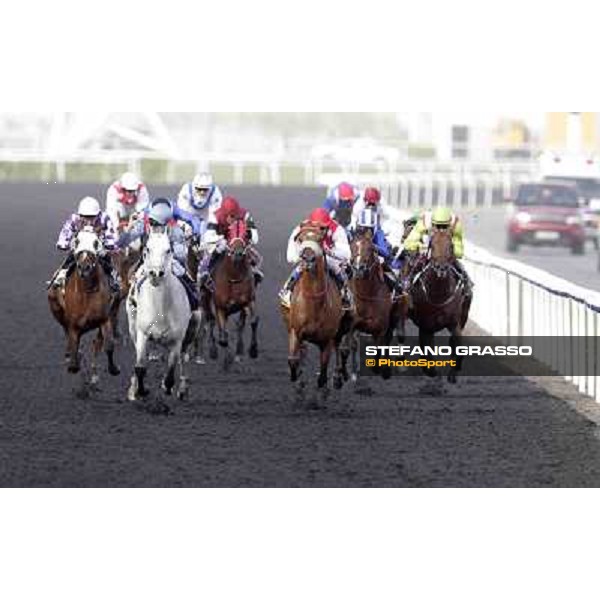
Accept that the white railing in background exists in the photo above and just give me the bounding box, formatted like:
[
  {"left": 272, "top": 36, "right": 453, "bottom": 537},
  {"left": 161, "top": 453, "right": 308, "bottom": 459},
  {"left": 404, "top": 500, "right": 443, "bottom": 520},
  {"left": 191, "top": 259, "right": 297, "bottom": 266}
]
[{"left": 0, "top": 150, "right": 538, "bottom": 206}]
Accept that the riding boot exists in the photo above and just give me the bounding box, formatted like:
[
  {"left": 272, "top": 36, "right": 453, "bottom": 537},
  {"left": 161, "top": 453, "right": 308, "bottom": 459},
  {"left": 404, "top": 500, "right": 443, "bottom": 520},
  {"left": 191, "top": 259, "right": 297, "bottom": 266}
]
[
  {"left": 198, "top": 250, "right": 220, "bottom": 291},
  {"left": 252, "top": 267, "right": 264, "bottom": 285},
  {"left": 331, "top": 269, "right": 354, "bottom": 310},
  {"left": 278, "top": 267, "right": 301, "bottom": 308},
  {"left": 179, "top": 272, "right": 200, "bottom": 312},
  {"left": 454, "top": 260, "right": 474, "bottom": 295},
  {"left": 100, "top": 255, "right": 121, "bottom": 294},
  {"left": 48, "top": 253, "right": 76, "bottom": 289}
]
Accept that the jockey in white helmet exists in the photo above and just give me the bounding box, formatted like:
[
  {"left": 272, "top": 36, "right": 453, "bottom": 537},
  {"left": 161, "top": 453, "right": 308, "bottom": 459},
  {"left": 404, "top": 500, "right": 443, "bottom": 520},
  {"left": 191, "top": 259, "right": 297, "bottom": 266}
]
[
  {"left": 106, "top": 172, "right": 150, "bottom": 232},
  {"left": 50, "top": 196, "right": 120, "bottom": 292},
  {"left": 176, "top": 172, "right": 223, "bottom": 239}
]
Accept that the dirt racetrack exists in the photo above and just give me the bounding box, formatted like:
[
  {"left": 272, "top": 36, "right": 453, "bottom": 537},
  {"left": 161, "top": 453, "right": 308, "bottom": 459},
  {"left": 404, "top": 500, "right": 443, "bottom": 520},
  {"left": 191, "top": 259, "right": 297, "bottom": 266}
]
[{"left": 2, "top": 182, "right": 600, "bottom": 487}]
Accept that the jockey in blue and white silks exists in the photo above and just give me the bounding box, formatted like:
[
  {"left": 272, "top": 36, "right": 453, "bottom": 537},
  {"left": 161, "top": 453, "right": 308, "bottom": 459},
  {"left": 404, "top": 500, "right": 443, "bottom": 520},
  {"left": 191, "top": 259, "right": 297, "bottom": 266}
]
[
  {"left": 350, "top": 204, "right": 403, "bottom": 298},
  {"left": 51, "top": 196, "right": 120, "bottom": 291},
  {"left": 176, "top": 172, "right": 224, "bottom": 239},
  {"left": 117, "top": 198, "right": 199, "bottom": 311}
]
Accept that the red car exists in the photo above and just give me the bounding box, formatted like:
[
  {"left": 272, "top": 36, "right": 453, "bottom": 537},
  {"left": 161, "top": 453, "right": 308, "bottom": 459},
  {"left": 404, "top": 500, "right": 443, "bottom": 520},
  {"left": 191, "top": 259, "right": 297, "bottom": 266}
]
[{"left": 506, "top": 183, "right": 585, "bottom": 255}]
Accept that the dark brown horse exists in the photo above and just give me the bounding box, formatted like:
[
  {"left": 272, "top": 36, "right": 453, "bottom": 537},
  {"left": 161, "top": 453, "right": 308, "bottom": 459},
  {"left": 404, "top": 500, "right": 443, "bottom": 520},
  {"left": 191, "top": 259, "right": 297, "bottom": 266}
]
[
  {"left": 204, "top": 219, "right": 259, "bottom": 369},
  {"left": 407, "top": 227, "right": 471, "bottom": 383},
  {"left": 48, "top": 227, "right": 120, "bottom": 385},
  {"left": 345, "top": 230, "right": 402, "bottom": 381},
  {"left": 112, "top": 216, "right": 141, "bottom": 339},
  {"left": 281, "top": 224, "right": 350, "bottom": 393}
]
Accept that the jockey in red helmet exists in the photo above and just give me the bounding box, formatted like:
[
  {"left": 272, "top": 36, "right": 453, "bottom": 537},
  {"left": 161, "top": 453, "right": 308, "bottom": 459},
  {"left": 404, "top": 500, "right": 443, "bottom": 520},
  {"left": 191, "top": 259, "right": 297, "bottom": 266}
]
[
  {"left": 279, "top": 207, "right": 353, "bottom": 309},
  {"left": 323, "top": 182, "right": 360, "bottom": 227},
  {"left": 198, "top": 196, "right": 263, "bottom": 288}
]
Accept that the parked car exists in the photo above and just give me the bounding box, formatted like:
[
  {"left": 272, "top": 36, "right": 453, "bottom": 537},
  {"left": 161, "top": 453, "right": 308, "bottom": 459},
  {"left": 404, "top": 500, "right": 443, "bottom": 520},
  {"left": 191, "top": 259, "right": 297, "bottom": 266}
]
[{"left": 506, "top": 183, "right": 586, "bottom": 255}]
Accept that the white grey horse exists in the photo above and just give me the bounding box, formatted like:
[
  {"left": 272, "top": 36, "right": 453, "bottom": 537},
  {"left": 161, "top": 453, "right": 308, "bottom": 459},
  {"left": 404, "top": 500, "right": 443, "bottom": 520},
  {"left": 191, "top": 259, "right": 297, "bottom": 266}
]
[{"left": 126, "top": 229, "right": 198, "bottom": 403}]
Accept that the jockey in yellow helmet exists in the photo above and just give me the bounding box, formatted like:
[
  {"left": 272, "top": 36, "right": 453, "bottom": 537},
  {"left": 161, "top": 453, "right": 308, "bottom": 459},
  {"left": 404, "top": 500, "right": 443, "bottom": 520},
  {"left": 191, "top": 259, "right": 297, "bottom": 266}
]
[{"left": 403, "top": 206, "right": 472, "bottom": 290}]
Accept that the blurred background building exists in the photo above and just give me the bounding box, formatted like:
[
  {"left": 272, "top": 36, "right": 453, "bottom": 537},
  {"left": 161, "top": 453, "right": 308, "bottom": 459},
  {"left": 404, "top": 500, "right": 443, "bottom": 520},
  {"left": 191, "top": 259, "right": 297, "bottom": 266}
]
[{"left": 0, "top": 112, "right": 597, "bottom": 185}]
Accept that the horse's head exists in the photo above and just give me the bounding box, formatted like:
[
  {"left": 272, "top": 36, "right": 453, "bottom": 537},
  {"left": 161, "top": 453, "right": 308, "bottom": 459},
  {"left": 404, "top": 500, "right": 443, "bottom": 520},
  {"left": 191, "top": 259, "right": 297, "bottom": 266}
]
[
  {"left": 144, "top": 230, "right": 172, "bottom": 286},
  {"left": 297, "top": 225, "right": 326, "bottom": 274},
  {"left": 429, "top": 226, "right": 455, "bottom": 277},
  {"left": 74, "top": 227, "right": 100, "bottom": 279},
  {"left": 227, "top": 220, "right": 248, "bottom": 265},
  {"left": 351, "top": 229, "right": 377, "bottom": 279}
]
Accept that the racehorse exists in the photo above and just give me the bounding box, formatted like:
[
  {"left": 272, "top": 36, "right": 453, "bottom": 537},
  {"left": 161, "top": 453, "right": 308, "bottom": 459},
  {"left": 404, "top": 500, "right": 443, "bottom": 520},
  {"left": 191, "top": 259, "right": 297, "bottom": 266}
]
[
  {"left": 112, "top": 216, "right": 141, "bottom": 339},
  {"left": 203, "top": 219, "right": 259, "bottom": 369},
  {"left": 345, "top": 230, "right": 402, "bottom": 381},
  {"left": 407, "top": 227, "right": 471, "bottom": 383},
  {"left": 126, "top": 229, "right": 199, "bottom": 404},
  {"left": 47, "top": 227, "right": 120, "bottom": 384},
  {"left": 281, "top": 223, "right": 350, "bottom": 393}
]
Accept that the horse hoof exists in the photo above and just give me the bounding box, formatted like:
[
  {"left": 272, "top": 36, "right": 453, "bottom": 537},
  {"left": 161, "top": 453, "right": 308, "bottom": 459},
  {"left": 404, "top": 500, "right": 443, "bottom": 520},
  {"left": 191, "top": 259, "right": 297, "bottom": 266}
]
[
  {"left": 209, "top": 347, "right": 218, "bottom": 360},
  {"left": 68, "top": 365, "right": 80, "bottom": 374},
  {"left": 249, "top": 346, "right": 258, "bottom": 359},
  {"left": 351, "top": 373, "right": 358, "bottom": 384},
  {"left": 448, "top": 374, "right": 457, "bottom": 385},
  {"left": 194, "top": 356, "right": 207, "bottom": 365},
  {"left": 333, "top": 376, "right": 343, "bottom": 390},
  {"left": 108, "top": 365, "right": 121, "bottom": 377},
  {"left": 234, "top": 355, "right": 242, "bottom": 364}
]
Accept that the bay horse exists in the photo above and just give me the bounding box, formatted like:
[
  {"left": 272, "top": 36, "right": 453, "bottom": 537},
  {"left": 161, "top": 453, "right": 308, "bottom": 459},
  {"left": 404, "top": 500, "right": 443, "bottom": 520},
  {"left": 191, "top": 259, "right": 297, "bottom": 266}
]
[
  {"left": 126, "top": 229, "right": 199, "bottom": 404},
  {"left": 47, "top": 227, "right": 120, "bottom": 384},
  {"left": 204, "top": 219, "right": 259, "bottom": 369},
  {"left": 112, "top": 215, "right": 141, "bottom": 339},
  {"left": 407, "top": 227, "right": 471, "bottom": 383},
  {"left": 281, "top": 223, "right": 350, "bottom": 393},
  {"left": 345, "top": 230, "right": 401, "bottom": 381}
]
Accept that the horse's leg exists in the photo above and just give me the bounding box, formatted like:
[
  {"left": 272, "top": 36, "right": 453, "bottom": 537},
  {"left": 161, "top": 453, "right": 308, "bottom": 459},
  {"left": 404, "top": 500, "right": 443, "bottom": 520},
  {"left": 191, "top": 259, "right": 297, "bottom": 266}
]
[
  {"left": 90, "top": 329, "right": 102, "bottom": 388},
  {"left": 419, "top": 329, "right": 437, "bottom": 378},
  {"left": 317, "top": 340, "right": 334, "bottom": 389},
  {"left": 448, "top": 324, "right": 463, "bottom": 384},
  {"left": 248, "top": 304, "right": 259, "bottom": 360},
  {"left": 235, "top": 308, "right": 246, "bottom": 360},
  {"left": 216, "top": 307, "right": 228, "bottom": 349},
  {"left": 194, "top": 309, "right": 207, "bottom": 365},
  {"left": 67, "top": 327, "right": 82, "bottom": 374},
  {"left": 333, "top": 341, "right": 344, "bottom": 390},
  {"left": 208, "top": 313, "right": 218, "bottom": 360},
  {"left": 101, "top": 319, "right": 120, "bottom": 376},
  {"left": 163, "top": 341, "right": 182, "bottom": 396},
  {"left": 288, "top": 328, "right": 302, "bottom": 382},
  {"left": 128, "top": 331, "right": 150, "bottom": 401},
  {"left": 350, "top": 330, "right": 359, "bottom": 383}
]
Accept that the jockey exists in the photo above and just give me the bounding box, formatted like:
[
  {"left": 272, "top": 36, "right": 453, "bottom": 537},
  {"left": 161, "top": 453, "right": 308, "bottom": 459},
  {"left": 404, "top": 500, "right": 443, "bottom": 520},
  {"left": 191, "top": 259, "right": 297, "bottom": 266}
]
[
  {"left": 352, "top": 207, "right": 403, "bottom": 299},
  {"left": 117, "top": 198, "right": 199, "bottom": 311},
  {"left": 176, "top": 172, "right": 224, "bottom": 239},
  {"left": 403, "top": 206, "right": 472, "bottom": 291},
  {"left": 106, "top": 172, "right": 150, "bottom": 231},
  {"left": 279, "top": 207, "right": 353, "bottom": 309},
  {"left": 51, "top": 196, "right": 120, "bottom": 292},
  {"left": 402, "top": 211, "right": 421, "bottom": 243},
  {"left": 323, "top": 181, "right": 361, "bottom": 225},
  {"left": 198, "top": 196, "right": 263, "bottom": 288}
]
